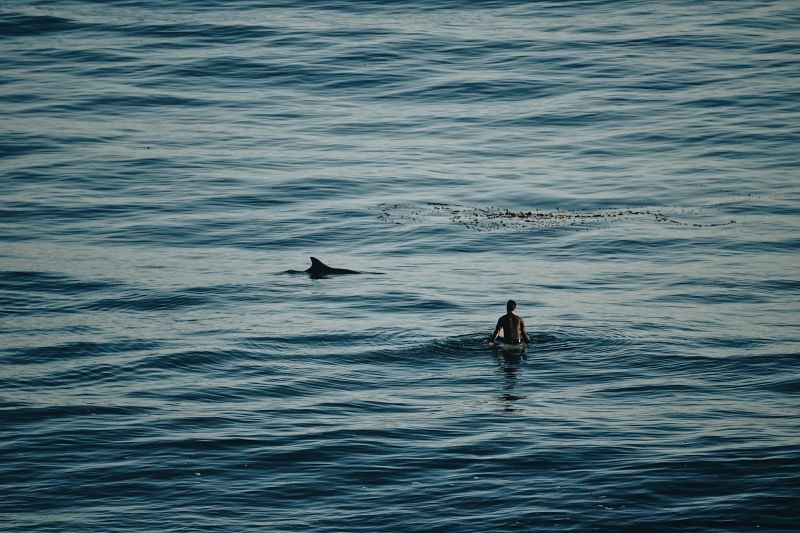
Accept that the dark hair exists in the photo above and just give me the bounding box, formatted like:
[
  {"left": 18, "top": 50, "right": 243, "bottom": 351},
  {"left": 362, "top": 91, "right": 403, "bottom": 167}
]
[{"left": 506, "top": 299, "right": 516, "bottom": 312}]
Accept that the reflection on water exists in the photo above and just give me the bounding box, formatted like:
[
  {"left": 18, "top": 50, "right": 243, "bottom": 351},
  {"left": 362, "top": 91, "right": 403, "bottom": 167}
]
[{"left": 495, "top": 346, "right": 528, "bottom": 412}]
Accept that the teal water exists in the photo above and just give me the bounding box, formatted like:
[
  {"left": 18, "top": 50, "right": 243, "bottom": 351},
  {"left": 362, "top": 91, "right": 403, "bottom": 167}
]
[{"left": 2, "top": 1, "right": 799, "bottom": 531}]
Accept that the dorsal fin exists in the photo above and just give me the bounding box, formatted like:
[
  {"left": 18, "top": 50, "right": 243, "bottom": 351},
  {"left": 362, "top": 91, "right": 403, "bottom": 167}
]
[
  {"left": 308, "top": 257, "right": 336, "bottom": 273},
  {"left": 303, "top": 256, "right": 361, "bottom": 276}
]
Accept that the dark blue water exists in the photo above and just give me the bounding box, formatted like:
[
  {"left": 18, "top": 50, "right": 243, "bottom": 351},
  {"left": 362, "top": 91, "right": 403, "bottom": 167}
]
[{"left": 2, "top": 1, "right": 799, "bottom": 530}]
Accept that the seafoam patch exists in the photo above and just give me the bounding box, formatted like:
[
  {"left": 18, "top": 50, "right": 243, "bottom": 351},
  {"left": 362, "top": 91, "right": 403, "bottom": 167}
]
[{"left": 377, "top": 202, "right": 736, "bottom": 232}]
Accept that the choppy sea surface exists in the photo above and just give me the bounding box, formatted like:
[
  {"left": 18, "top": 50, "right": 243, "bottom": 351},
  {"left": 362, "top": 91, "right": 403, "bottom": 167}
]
[{"left": 2, "top": 1, "right": 799, "bottom": 531}]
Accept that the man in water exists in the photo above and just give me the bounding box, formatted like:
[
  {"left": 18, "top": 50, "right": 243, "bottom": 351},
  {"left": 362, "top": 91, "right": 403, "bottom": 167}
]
[{"left": 488, "top": 299, "right": 530, "bottom": 346}]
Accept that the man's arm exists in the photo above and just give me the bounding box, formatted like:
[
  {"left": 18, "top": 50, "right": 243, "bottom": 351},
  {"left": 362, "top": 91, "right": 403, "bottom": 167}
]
[
  {"left": 520, "top": 317, "right": 530, "bottom": 343},
  {"left": 488, "top": 318, "right": 502, "bottom": 344}
]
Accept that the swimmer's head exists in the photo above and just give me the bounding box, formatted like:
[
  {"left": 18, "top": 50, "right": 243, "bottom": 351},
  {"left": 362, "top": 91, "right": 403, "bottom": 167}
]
[{"left": 506, "top": 299, "right": 517, "bottom": 312}]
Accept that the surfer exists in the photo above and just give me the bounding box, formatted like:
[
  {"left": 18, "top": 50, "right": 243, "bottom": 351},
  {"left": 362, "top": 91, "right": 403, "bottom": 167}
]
[{"left": 488, "top": 299, "right": 530, "bottom": 347}]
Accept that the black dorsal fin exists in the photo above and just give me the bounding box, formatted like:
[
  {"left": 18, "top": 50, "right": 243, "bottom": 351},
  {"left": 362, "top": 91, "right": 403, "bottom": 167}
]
[{"left": 303, "top": 257, "right": 361, "bottom": 276}]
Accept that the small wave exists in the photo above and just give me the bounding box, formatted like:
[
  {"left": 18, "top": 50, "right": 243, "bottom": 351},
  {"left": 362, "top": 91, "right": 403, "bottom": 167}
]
[
  {"left": 1, "top": 404, "right": 149, "bottom": 424},
  {"left": 133, "top": 347, "right": 257, "bottom": 373},
  {"left": 596, "top": 381, "right": 703, "bottom": 396},
  {"left": 0, "top": 270, "right": 120, "bottom": 293},
  {"left": 0, "top": 13, "right": 80, "bottom": 37},
  {"left": 2, "top": 338, "right": 161, "bottom": 365},
  {"left": 82, "top": 290, "right": 210, "bottom": 312}
]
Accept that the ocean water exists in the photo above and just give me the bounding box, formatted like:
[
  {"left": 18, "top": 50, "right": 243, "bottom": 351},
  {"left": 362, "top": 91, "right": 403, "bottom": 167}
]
[{"left": 2, "top": 0, "right": 799, "bottom": 530}]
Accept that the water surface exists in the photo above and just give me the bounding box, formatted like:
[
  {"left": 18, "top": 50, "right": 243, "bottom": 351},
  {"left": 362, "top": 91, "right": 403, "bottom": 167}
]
[{"left": 1, "top": 0, "right": 799, "bottom": 530}]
